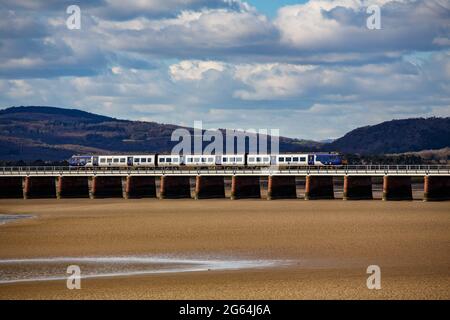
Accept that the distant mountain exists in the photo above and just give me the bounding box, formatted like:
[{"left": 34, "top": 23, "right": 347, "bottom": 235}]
[
  {"left": 327, "top": 117, "right": 450, "bottom": 155},
  {"left": 1, "top": 106, "right": 448, "bottom": 161},
  {"left": 0, "top": 106, "right": 321, "bottom": 161},
  {"left": 0, "top": 106, "right": 113, "bottom": 123}
]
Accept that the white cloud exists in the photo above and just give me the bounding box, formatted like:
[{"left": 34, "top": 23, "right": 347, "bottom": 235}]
[
  {"left": 169, "top": 60, "right": 225, "bottom": 81},
  {"left": 274, "top": 0, "right": 450, "bottom": 54}
]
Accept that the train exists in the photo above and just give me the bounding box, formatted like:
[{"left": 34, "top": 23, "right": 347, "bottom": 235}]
[{"left": 68, "top": 153, "right": 343, "bottom": 167}]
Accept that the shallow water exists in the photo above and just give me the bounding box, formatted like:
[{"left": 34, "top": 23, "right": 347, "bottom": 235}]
[
  {"left": 0, "top": 255, "right": 288, "bottom": 284},
  {"left": 0, "top": 214, "right": 34, "bottom": 225}
]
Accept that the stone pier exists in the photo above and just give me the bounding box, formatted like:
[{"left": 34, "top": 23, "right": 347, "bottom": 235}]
[
  {"left": 423, "top": 176, "right": 450, "bottom": 201},
  {"left": 267, "top": 176, "right": 297, "bottom": 200},
  {"left": 159, "top": 176, "right": 191, "bottom": 199},
  {"left": 343, "top": 176, "right": 373, "bottom": 200},
  {"left": 122, "top": 176, "right": 156, "bottom": 199},
  {"left": 230, "top": 176, "right": 261, "bottom": 200},
  {"left": 56, "top": 176, "right": 90, "bottom": 199},
  {"left": 89, "top": 176, "right": 123, "bottom": 199},
  {"left": 304, "top": 176, "right": 334, "bottom": 200},
  {"left": 0, "top": 177, "right": 23, "bottom": 198},
  {"left": 194, "top": 176, "right": 225, "bottom": 199},
  {"left": 382, "top": 176, "right": 412, "bottom": 201},
  {"left": 23, "top": 176, "right": 56, "bottom": 199}
]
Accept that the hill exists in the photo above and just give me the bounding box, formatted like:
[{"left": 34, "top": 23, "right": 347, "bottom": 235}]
[
  {"left": 1, "top": 106, "right": 448, "bottom": 161},
  {"left": 0, "top": 106, "right": 321, "bottom": 161},
  {"left": 327, "top": 117, "right": 450, "bottom": 155}
]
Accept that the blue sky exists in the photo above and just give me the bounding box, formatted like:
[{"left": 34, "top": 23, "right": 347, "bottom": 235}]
[
  {"left": 0, "top": 0, "right": 449, "bottom": 140},
  {"left": 246, "top": 0, "right": 307, "bottom": 17}
]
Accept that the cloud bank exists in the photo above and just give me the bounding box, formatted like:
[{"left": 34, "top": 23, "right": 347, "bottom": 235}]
[{"left": 0, "top": 0, "right": 449, "bottom": 139}]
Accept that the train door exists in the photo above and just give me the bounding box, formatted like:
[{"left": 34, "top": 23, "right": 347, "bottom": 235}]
[
  {"left": 270, "top": 155, "right": 277, "bottom": 166},
  {"left": 308, "top": 155, "right": 315, "bottom": 165},
  {"left": 92, "top": 156, "right": 99, "bottom": 166},
  {"left": 127, "top": 157, "right": 133, "bottom": 166}
]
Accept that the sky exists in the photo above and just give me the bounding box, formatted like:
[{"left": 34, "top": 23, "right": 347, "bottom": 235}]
[
  {"left": 247, "top": 0, "right": 308, "bottom": 17},
  {"left": 0, "top": 0, "right": 449, "bottom": 140}
]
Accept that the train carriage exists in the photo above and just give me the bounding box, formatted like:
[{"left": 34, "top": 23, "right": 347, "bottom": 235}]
[
  {"left": 184, "top": 155, "right": 217, "bottom": 167},
  {"left": 131, "top": 155, "right": 156, "bottom": 167},
  {"left": 247, "top": 154, "right": 271, "bottom": 167},
  {"left": 220, "top": 154, "right": 246, "bottom": 167},
  {"left": 275, "top": 154, "right": 309, "bottom": 166},
  {"left": 157, "top": 155, "right": 183, "bottom": 167},
  {"left": 68, "top": 155, "right": 94, "bottom": 167},
  {"left": 313, "top": 153, "right": 342, "bottom": 166},
  {"left": 98, "top": 155, "right": 129, "bottom": 167}
]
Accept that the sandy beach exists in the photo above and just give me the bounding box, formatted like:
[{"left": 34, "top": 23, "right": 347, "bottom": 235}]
[{"left": 0, "top": 198, "right": 449, "bottom": 299}]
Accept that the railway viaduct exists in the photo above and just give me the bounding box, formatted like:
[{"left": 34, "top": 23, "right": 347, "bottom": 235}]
[{"left": 0, "top": 166, "right": 449, "bottom": 201}]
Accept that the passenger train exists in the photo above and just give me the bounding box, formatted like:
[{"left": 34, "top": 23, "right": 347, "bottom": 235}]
[{"left": 68, "top": 153, "right": 343, "bottom": 167}]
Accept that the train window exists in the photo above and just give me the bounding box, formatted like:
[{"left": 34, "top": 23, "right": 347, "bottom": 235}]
[
  {"left": 208, "top": 158, "right": 213, "bottom": 162},
  {"left": 148, "top": 158, "right": 152, "bottom": 162},
  {"left": 134, "top": 158, "right": 139, "bottom": 163},
  {"left": 160, "top": 158, "right": 165, "bottom": 163},
  {"left": 286, "top": 157, "right": 292, "bottom": 162},
  {"left": 236, "top": 157, "right": 241, "bottom": 162},
  {"left": 249, "top": 157, "right": 255, "bottom": 162},
  {"left": 167, "top": 158, "right": 172, "bottom": 163},
  {"left": 300, "top": 157, "right": 306, "bottom": 161},
  {"left": 120, "top": 158, "right": 126, "bottom": 163},
  {"left": 187, "top": 158, "right": 193, "bottom": 163},
  {"left": 107, "top": 158, "right": 112, "bottom": 163},
  {"left": 293, "top": 157, "right": 299, "bottom": 161},
  {"left": 113, "top": 158, "right": 119, "bottom": 163},
  {"left": 263, "top": 157, "right": 269, "bottom": 162},
  {"left": 256, "top": 157, "right": 261, "bottom": 162},
  {"left": 279, "top": 157, "right": 285, "bottom": 162},
  {"left": 100, "top": 158, "right": 106, "bottom": 163},
  {"left": 141, "top": 158, "right": 147, "bottom": 163},
  {"left": 222, "top": 157, "right": 227, "bottom": 162},
  {"left": 173, "top": 158, "right": 178, "bottom": 163},
  {"left": 194, "top": 157, "right": 200, "bottom": 162}
]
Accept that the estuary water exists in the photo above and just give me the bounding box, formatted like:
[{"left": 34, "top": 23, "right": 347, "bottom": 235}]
[
  {"left": 0, "top": 214, "right": 34, "bottom": 225},
  {"left": 0, "top": 255, "right": 288, "bottom": 284}
]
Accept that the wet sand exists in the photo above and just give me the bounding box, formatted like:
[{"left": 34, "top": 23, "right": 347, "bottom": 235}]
[{"left": 0, "top": 199, "right": 449, "bottom": 299}]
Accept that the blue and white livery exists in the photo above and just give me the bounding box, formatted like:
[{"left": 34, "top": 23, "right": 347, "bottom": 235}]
[{"left": 69, "top": 153, "right": 343, "bottom": 167}]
